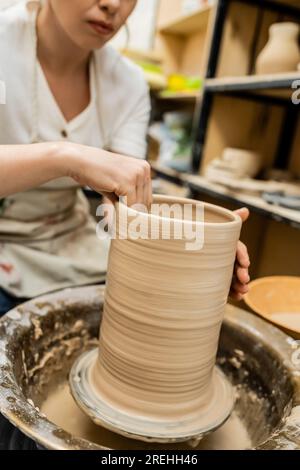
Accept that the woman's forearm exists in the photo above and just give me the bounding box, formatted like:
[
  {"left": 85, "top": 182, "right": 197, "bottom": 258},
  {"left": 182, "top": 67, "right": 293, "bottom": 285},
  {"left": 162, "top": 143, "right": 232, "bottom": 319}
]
[
  {"left": 0, "top": 142, "right": 152, "bottom": 207},
  {"left": 0, "top": 142, "right": 67, "bottom": 198}
]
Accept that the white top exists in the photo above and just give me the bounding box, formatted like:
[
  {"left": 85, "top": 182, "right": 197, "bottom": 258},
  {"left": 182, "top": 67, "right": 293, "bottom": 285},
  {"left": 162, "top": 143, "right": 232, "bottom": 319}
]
[
  {"left": 0, "top": 1, "right": 150, "bottom": 156},
  {"left": 0, "top": 0, "right": 151, "bottom": 298},
  {"left": 36, "top": 60, "right": 103, "bottom": 149}
]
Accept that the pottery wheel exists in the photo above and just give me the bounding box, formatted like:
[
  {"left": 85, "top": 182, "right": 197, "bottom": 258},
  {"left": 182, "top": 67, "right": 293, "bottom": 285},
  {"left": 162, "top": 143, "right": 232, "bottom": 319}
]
[{"left": 69, "top": 348, "right": 234, "bottom": 443}]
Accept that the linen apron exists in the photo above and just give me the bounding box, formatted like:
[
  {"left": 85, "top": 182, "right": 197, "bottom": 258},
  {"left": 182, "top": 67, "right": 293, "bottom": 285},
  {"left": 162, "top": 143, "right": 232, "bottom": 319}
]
[{"left": 0, "top": 2, "right": 110, "bottom": 298}]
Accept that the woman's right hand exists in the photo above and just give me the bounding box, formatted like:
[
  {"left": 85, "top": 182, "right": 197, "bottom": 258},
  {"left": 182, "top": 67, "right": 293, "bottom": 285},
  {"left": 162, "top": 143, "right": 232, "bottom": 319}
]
[
  {"left": 0, "top": 142, "right": 152, "bottom": 203},
  {"left": 64, "top": 143, "right": 153, "bottom": 208}
]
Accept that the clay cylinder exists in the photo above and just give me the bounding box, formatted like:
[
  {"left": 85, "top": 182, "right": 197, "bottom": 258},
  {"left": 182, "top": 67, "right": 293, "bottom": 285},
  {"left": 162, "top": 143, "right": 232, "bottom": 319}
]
[
  {"left": 256, "top": 22, "right": 300, "bottom": 75},
  {"left": 91, "top": 196, "right": 242, "bottom": 421}
]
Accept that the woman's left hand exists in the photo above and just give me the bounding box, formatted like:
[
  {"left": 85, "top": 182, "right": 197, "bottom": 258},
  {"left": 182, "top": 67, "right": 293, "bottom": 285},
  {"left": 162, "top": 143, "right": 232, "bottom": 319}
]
[{"left": 230, "top": 208, "right": 250, "bottom": 301}]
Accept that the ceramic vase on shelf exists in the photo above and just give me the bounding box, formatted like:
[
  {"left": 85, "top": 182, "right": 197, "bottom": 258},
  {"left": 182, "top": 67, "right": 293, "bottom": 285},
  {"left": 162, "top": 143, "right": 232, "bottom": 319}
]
[{"left": 256, "top": 22, "right": 300, "bottom": 75}]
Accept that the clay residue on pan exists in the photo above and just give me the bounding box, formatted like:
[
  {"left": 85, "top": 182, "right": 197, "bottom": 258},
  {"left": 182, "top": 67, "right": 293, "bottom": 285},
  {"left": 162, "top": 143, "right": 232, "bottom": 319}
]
[
  {"left": 1, "top": 285, "right": 299, "bottom": 450},
  {"left": 41, "top": 381, "right": 252, "bottom": 450}
]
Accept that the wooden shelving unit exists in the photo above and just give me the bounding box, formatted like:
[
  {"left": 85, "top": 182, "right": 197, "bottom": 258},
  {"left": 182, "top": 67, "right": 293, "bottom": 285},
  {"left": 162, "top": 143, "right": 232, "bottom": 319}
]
[
  {"left": 205, "top": 72, "right": 300, "bottom": 100},
  {"left": 158, "top": 6, "right": 212, "bottom": 35},
  {"left": 205, "top": 0, "right": 300, "bottom": 80},
  {"left": 151, "top": 162, "right": 300, "bottom": 279},
  {"left": 148, "top": 0, "right": 216, "bottom": 167},
  {"left": 122, "top": 48, "right": 163, "bottom": 63},
  {"left": 191, "top": 0, "right": 300, "bottom": 177},
  {"left": 151, "top": 0, "right": 300, "bottom": 279},
  {"left": 155, "top": 1, "right": 215, "bottom": 79},
  {"left": 158, "top": 90, "right": 200, "bottom": 101}
]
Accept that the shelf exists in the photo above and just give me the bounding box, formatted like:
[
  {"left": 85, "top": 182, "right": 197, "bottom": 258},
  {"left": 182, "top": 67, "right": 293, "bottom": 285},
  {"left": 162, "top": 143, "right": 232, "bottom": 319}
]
[
  {"left": 205, "top": 73, "right": 300, "bottom": 100},
  {"left": 185, "top": 174, "right": 300, "bottom": 229},
  {"left": 245, "top": 0, "right": 300, "bottom": 15},
  {"left": 158, "top": 6, "right": 212, "bottom": 36},
  {"left": 152, "top": 177, "right": 189, "bottom": 198},
  {"left": 157, "top": 90, "right": 200, "bottom": 101},
  {"left": 272, "top": 0, "right": 300, "bottom": 7},
  {"left": 151, "top": 163, "right": 300, "bottom": 229},
  {"left": 121, "top": 48, "right": 163, "bottom": 64},
  {"left": 144, "top": 72, "right": 167, "bottom": 91}
]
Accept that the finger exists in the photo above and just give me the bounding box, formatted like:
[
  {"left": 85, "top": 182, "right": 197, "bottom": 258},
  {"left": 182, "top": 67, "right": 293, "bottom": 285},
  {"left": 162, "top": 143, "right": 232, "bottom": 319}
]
[
  {"left": 229, "top": 290, "right": 244, "bottom": 301},
  {"left": 126, "top": 187, "right": 137, "bottom": 208},
  {"left": 231, "top": 279, "right": 249, "bottom": 295},
  {"left": 102, "top": 191, "right": 118, "bottom": 205},
  {"left": 136, "top": 169, "right": 145, "bottom": 206},
  {"left": 143, "top": 181, "right": 150, "bottom": 211},
  {"left": 235, "top": 265, "right": 250, "bottom": 285},
  {"left": 142, "top": 161, "right": 152, "bottom": 209},
  {"left": 146, "top": 178, "right": 153, "bottom": 210},
  {"left": 234, "top": 207, "right": 250, "bottom": 223},
  {"left": 236, "top": 241, "right": 250, "bottom": 268}
]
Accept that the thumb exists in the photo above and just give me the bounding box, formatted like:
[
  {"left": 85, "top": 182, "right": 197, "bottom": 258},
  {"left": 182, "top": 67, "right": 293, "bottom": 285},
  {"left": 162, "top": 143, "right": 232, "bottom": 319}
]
[
  {"left": 102, "top": 192, "right": 118, "bottom": 205},
  {"left": 234, "top": 207, "right": 250, "bottom": 223}
]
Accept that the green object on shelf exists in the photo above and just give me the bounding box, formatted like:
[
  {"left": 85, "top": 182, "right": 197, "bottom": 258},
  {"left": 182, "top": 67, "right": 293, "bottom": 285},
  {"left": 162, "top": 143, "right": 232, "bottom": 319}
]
[
  {"left": 166, "top": 74, "right": 203, "bottom": 93},
  {"left": 186, "top": 76, "right": 203, "bottom": 90},
  {"left": 159, "top": 90, "right": 198, "bottom": 99}
]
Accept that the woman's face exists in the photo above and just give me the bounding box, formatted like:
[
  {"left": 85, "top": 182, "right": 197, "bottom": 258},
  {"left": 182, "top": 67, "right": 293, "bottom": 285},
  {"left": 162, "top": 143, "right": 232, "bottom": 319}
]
[{"left": 48, "top": 0, "right": 137, "bottom": 50}]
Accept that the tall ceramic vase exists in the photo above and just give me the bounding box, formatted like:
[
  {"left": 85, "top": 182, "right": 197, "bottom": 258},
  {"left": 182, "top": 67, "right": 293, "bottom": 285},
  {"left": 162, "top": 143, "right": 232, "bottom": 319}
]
[
  {"left": 256, "top": 22, "right": 300, "bottom": 75},
  {"left": 72, "top": 195, "right": 242, "bottom": 443}
]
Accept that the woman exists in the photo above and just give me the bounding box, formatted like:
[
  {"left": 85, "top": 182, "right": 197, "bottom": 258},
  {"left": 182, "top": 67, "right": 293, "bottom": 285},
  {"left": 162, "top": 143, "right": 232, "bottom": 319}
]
[{"left": 0, "top": 0, "right": 249, "bottom": 315}]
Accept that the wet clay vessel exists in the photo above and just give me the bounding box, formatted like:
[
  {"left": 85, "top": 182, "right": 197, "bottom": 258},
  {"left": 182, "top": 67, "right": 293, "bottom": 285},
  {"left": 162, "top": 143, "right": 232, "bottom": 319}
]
[{"left": 70, "top": 195, "right": 242, "bottom": 442}]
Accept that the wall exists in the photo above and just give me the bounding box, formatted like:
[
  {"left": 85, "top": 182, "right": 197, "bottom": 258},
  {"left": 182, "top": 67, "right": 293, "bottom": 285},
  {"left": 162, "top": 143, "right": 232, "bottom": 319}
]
[
  {"left": 0, "top": 0, "right": 24, "bottom": 8},
  {"left": 111, "top": 0, "right": 159, "bottom": 51}
]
